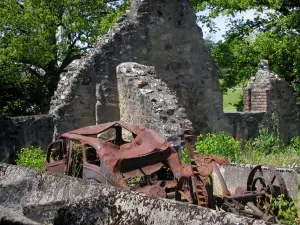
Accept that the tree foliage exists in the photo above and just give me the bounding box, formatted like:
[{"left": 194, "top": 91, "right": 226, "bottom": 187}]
[
  {"left": 0, "top": 0, "right": 130, "bottom": 117},
  {"left": 192, "top": 0, "right": 300, "bottom": 94}
]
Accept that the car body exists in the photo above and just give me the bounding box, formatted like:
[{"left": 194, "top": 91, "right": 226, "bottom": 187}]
[{"left": 46, "top": 121, "right": 193, "bottom": 198}]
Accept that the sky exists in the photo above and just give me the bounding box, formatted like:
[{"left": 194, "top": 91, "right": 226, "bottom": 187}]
[{"left": 198, "top": 9, "right": 258, "bottom": 41}]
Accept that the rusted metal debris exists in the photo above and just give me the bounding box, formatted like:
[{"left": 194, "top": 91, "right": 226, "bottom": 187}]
[
  {"left": 46, "top": 121, "right": 290, "bottom": 223},
  {"left": 183, "top": 135, "right": 290, "bottom": 223}
]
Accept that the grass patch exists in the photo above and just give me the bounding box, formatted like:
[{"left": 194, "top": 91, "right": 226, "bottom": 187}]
[
  {"left": 223, "top": 87, "right": 243, "bottom": 112},
  {"left": 238, "top": 149, "right": 300, "bottom": 168}
]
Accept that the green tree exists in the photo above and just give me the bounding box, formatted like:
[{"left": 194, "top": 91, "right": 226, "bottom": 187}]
[
  {"left": 191, "top": 0, "right": 300, "bottom": 94},
  {"left": 0, "top": 0, "right": 130, "bottom": 116}
]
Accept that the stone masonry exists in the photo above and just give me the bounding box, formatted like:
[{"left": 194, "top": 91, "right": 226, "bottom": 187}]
[
  {"left": 117, "top": 62, "right": 193, "bottom": 150},
  {"left": 49, "top": 0, "right": 224, "bottom": 139}
]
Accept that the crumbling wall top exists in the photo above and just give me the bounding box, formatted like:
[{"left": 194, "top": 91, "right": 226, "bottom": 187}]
[{"left": 246, "top": 59, "right": 278, "bottom": 90}]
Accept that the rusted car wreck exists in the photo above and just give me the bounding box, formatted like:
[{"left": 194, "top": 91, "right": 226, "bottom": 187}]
[
  {"left": 46, "top": 121, "right": 203, "bottom": 201},
  {"left": 46, "top": 121, "right": 290, "bottom": 223}
]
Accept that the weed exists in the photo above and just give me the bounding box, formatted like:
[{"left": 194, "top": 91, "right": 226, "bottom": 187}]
[
  {"left": 180, "top": 147, "right": 190, "bottom": 164},
  {"left": 290, "top": 137, "right": 300, "bottom": 155},
  {"left": 270, "top": 195, "right": 300, "bottom": 225},
  {"left": 247, "top": 128, "right": 281, "bottom": 155},
  {"left": 16, "top": 146, "right": 45, "bottom": 171},
  {"left": 194, "top": 132, "right": 241, "bottom": 162}
]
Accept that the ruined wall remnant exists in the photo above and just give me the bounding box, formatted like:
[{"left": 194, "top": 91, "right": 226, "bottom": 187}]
[
  {"left": 49, "top": 58, "right": 98, "bottom": 138},
  {"left": 50, "top": 0, "right": 224, "bottom": 138},
  {"left": 243, "top": 60, "right": 278, "bottom": 112},
  {"left": 0, "top": 115, "right": 53, "bottom": 163},
  {"left": 117, "top": 62, "right": 193, "bottom": 150},
  {"left": 0, "top": 163, "right": 266, "bottom": 225},
  {"left": 243, "top": 59, "right": 300, "bottom": 142},
  {"left": 224, "top": 112, "right": 268, "bottom": 141}
]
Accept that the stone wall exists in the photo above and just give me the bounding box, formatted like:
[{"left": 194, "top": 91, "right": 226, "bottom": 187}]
[
  {"left": 0, "top": 115, "right": 53, "bottom": 163},
  {"left": 117, "top": 62, "right": 193, "bottom": 150},
  {"left": 224, "top": 112, "right": 268, "bottom": 141},
  {"left": 213, "top": 164, "right": 300, "bottom": 200},
  {"left": 0, "top": 163, "right": 266, "bottom": 225},
  {"left": 50, "top": 0, "right": 224, "bottom": 138}
]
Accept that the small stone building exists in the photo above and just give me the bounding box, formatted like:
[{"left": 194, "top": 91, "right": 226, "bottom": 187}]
[{"left": 243, "top": 60, "right": 300, "bottom": 142}]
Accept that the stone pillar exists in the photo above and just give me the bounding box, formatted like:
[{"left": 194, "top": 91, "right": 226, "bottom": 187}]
[
  {"left": 243, "top": 60, "right": 276, "bottom": 113},
  {"left": 117, "top": 62, "right": 193, "bottom": 150},
  {"left": 243, "top": 88, "right": 251, "bottom": 112}
]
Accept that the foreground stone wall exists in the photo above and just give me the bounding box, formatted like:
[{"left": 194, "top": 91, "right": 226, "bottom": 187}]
[
  {"left": 0, "top": 115, "right": 53, "bottom": 163},
  {"left": 117, "top": 62, "right": 193, "bottom": 150},
  {"left": 0, "top": 163, "right": 266, "bottom": 225},
  {"left": 50, "top": 0, "right": 224, "bottom": 138},
  {"left": 213, "top": 164, "right": 300, "bottom": 200}
]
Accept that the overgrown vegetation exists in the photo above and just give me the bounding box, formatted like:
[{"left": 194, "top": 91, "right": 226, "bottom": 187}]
[
  {"left": 16, "top": 146, "right": 46, "bottom": 171},
  {"left": 181, "top": 129, "right": 300, "bottom": 168},
  {"left": 270, "top": 195, "right": 300, "bottom": 225},
  {"left": 195, "top": 132, "right": 241, "bottom": 162},
  {"left": 180, "top": 129, "right": 300, "bottom": 224}
]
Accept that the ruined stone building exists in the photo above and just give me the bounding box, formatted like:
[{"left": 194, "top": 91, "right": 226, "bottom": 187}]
[
  {"left": 49, "top": 0, "right": 224, "bottom": 141},
  {"left": 1, "top": 0, "right": 300, "bottom": 161}
]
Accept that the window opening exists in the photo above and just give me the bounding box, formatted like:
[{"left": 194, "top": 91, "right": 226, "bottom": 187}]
[
  {"left": 97, "top": 128, "right": 116, "bottom": 141},
  {"left": 85, "top": 144, "right": 100, "bottom": 166},
  {"left": 48, "top": 141, "right": 65, "bottom": 162},
  {"left": 69, "top": 140, "right": 83, "bottom": 178}
]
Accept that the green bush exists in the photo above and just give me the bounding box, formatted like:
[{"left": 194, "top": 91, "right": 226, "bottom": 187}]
[
  {"left": 270, "top": 195, "right": 300, "bottom": 225},
  {"left": 179, "top": 130, "right": 300, "bottom": 168},
  {"left": 16, "top": 146, "right": 46, "bottom": 171},
  {"left": 247, "top": 128, "right": 281, "bottom": 155},
  {"left": 290, "top": 136, "right": 300, "bottom": 155},
  {"left": 195, "top": 132, "right": 241, "bottom": 162}
]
